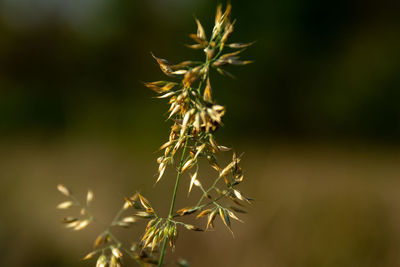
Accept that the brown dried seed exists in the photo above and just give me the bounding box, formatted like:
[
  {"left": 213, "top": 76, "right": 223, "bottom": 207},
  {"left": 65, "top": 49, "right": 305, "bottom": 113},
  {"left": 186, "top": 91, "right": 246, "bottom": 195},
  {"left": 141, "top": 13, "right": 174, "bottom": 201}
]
[
  {"left": 209, "top": 135, "right": 219, "bottom": 151},
  {"left": 65, "top": 220, "right": 80, "bottom": 229},
  {"left": 188, "top": 33, "right": 206, "bottom": 44},
  {"left": 171, "top": 69, "right": 187, "bottom": 75},
  {"left": 233, "top": 189, "right": 244, "bottom": 201},
  {"left": 228, "top": 59, "right": 254, "bottom": 66},
  {"left": 212, "top": 4, "right": 223, "bottom": 39},
  {"left": 226, "top": 209, "right": 244, "bottom": 223},
  {"left": 151, "top": 233, "right": 159, "bottom": 251},
  {"left": 220, "top": 157, "right": 241, "bottom": 178},
  {"left": 138, "top": 193, "right": 152, "bottom": 210},
  {"left": 168, "top": 104, "right": 180, "bottom": 119},
  {"left": 86, "top": 190, "right": 94, "bottom": 205},
  {"left": 212, "top": 104, "right": 225, "bottom": 113},
  {"left": 215, "top": 67, "right": 236, "bottom": 79},
  {"left": 57, "top": 184, "right": 71, "bottom": 196},
  {"left": 221, "top": 3, "right": 232, "bottom": 22},
  {"left": 221, "top": 21, "right": 234, "bottom": 45},
  {"left": 62, "top": 217, "right": 78, "bottom": 223},
  {"left": 227, "top": 42, "right": 255, "bottom": 49},
  {"left": 146, "top": 218, "right": 160, "bottom": 232},
  {"left": 219, "top": 208, "right": 233, "bottom": 235},
  {"left": 183, "top": 66, "right": 201, "bottom": 88},
  {"left": 144, "top": 81, "right": 177, "bottom": 93},
  {"left": 199, "top": 109, "right": 207, "bottom": 127},
  {"left": 57, "top": 201, "right": 73, "bottom": 209},
  {"left": 104, "top": 234, "right": 112, "bottom": 243},
  {"left": 143, "top": 232, "right": 155, "bottom": 249},
  {"left": 176, "top": 206, "right": 198, "bottom": 216},
  {"left": 156, "top": 156, "right": 164, "bottom": 164},
  {"left": 203, "top": 77, "right": 213, "bottom": 103},
  {"left": 122, "top": 216, "right": 137, "bottom": 223},
  {"left": 180, "top": 109, "right": 194, "bottom": 135},
  {"left": 185, "top": 43, "right": 205, "bottom": 50},
  {"left": 142, "top": 226, "right": 155, "bottom": 242},
  {"left": 196, "top": 209, "right": 212, "bottom": 219},
  {"left": 212, "top": 58, "right": 228, "bottom": 67},
  {"left": 218, "top": 145, "right": 231, "bottom": 151},
  {"left": 80, "top": 208, "right": 87, "bottom": 216},
  {"left": 183, "top": 224, "right": 203, "bottom": 231},
  {"left": 151, "top": 53, "right": 174, "bottom": 76},
  {"left": 165, "top": 147, "right": 172, "bottom": 157},
  {"left": 159, "top": 140, "right": 173, "bottom": 151},
  {"left": 205, "top": 47, "right": 215, "bottom": 60},
  {"left": 170, "top": 226, "right": 178, "bottom": 249},
  {"left": 156, "top": 91, "right": 176, "bottom": 99},
  {"left": 82, "top": 251, "right": 97, "bottom": 261},
  {"left": 96, "top": 255, "right": 107, "bottom": 267},
  {"left": 123, "top": 197, "right": 134, "bottom": 209},
  {"left": 188, "top": 172, "right": 198, "bottom": 195},
  {"left": 110, "top": 255, "right": 121, "bottom": 267},
  {"left": 181, "top": 158, "right": 195, "bottom": 173},
  {"left": 220, "top": 49, "right": 243, "bottom": 59},
  {"left": 111, "top": 247, "right": 123, "bottom": 258},
  {"left": 74, "top": 219, "right": 90, "bottom": 231},
  {"left": 219, "top": 165, "right": 232, "bottom": 178},
  {"left": 242, "top": 194, "right": 254, "bottom": 204},
  {"left": 215, "top": 4, "right": 223, "bottom": 25},
  {"left": 173, "top": 60, "right": 199, "bottom": 69},
  {"left": 207, "top": 105, "right": 225, "bottom": 125},
  {"left": 234, "top": 174, "right": 244, "bottom": 184},
  {"left": 194, "top": 143, "right": 206, "bottom": 159},
  {"left": 207, "top": 155, "right": 221, "bottom": 172},
  {"left": 156, "top": 165, "right": 166, "bottom": 183},
  {"left": 161, "top": 82, "right": 178, "bottom": 91},
  {"left": 173, "top": 137, "right": 185, "bottom": 154},
  {"left": 195, "top": 17, "right": 206, "bottom": 41},
  {"left": 193, "top": 113, "right": 201, "bottom": 133},
  {"left": 134, "top": 211, "right": 154, "bottom": 218},
  {"left": 206, "top": 209, "right": 217, "bottom": 229},
  {"left": 93, "top": 233, "right": 104, "bottom": 248}
]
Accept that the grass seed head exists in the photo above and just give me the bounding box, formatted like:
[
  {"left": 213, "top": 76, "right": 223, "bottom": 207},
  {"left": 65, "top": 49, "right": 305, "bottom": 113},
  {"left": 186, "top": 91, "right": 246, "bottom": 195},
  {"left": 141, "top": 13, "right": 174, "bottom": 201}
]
[{"left": 58, "top": 4, "right": 252, "bottom": 266}]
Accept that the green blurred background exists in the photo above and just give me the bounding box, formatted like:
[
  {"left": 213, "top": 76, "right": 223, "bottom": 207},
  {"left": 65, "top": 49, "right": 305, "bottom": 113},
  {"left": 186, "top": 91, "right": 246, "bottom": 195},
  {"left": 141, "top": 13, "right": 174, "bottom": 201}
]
[{"left": 1, "top": 0, "right": 400, "bottom": 266}]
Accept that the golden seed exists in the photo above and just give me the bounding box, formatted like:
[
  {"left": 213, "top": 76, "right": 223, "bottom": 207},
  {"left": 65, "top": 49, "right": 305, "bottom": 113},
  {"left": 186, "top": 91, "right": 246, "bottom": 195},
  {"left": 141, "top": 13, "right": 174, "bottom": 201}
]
[
  {"left": 57, "top": 201, "right": 73, "bottom": 209},
  {"left": 57, "top": 184, "right": 70, "bottom": 196}
]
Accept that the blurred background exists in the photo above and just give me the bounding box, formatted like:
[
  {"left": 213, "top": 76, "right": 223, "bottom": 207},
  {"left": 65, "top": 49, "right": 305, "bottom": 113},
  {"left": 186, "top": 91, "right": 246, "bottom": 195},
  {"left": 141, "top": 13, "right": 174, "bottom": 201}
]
[{"left": 1, "top": 0, "right": 400, "bottom": 266}]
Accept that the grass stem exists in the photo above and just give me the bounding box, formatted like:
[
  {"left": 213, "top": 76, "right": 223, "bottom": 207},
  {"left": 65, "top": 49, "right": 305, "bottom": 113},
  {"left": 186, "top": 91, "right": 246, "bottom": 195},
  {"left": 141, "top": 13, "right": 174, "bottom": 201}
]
[{"left": 158, "top": 138, "right": 190, "bottom": 266}]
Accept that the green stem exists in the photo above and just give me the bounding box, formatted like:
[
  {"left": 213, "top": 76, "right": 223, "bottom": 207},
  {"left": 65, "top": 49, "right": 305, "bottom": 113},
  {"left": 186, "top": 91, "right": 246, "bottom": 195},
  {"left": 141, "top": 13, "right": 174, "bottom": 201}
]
[
  {"left": 158, "top": 138, "right": 190, "bottom": 267},
  {"left": 195, "top": 174, "right": 223, "bottom": 207}
]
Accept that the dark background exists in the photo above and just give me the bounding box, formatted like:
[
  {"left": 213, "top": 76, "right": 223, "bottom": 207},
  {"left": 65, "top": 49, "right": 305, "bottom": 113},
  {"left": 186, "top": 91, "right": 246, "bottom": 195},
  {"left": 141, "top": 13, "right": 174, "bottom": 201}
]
[{"left": 1, "top": 0, "right": 400, "bottom": 266}]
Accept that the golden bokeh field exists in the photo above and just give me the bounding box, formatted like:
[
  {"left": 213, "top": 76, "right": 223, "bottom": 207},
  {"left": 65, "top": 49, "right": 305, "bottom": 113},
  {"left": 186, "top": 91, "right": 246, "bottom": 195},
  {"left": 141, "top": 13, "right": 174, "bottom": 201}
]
[{"left": 1, "top": 139, "right": 400, "bottom": 266}]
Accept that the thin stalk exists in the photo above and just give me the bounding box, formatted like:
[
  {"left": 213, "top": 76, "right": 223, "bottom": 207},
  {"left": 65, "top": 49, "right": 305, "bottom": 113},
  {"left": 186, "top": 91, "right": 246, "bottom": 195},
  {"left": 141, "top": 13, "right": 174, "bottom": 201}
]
[
  {"left": 195, "top": 174, "right": 223, "bottom": 207},
  {"left": 158, "top": 138, "right": 190, "bottom": 267}
]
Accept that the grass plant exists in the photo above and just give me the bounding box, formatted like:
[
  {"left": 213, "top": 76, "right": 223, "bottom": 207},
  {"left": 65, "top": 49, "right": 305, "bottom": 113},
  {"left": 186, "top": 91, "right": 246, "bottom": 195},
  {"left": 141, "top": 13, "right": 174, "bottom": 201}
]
[{"left": 57, "top": 3, "right": 253, "bottom": 266}]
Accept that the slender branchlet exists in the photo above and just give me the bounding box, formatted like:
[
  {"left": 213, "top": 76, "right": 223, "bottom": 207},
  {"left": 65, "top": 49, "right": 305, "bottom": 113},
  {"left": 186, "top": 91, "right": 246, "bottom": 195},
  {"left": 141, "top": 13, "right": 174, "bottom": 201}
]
[{"left": 57, "top": 3, "right": 253, "bottom": 267}]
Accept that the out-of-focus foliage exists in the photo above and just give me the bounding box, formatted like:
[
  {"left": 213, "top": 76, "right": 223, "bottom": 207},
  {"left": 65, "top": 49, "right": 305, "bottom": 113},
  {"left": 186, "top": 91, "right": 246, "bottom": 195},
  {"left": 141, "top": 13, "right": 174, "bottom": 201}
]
[{"left": 0, "top": 0, "right": 399, "bottom": 141}]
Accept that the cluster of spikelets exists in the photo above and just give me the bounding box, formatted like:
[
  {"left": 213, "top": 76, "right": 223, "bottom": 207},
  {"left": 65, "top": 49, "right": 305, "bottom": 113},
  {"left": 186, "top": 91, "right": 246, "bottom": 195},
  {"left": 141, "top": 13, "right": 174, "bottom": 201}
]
[
  {"left": 57, "top": 3, "right": 253, "bottom": 267},
  {"left": 146, "top": 3, "right": 252, "bottom": 184},
  {"left": 57, "top": 184, "right": 162, "bottom": 266}
]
